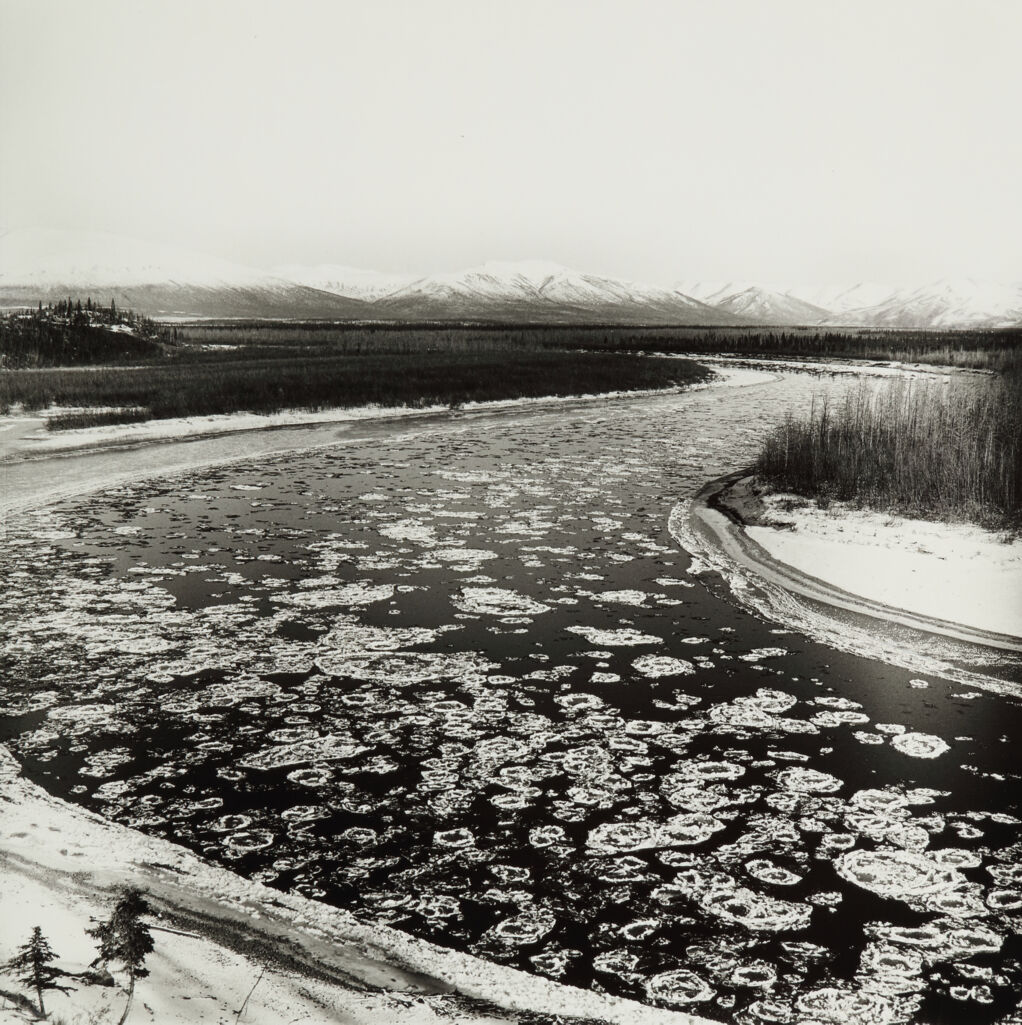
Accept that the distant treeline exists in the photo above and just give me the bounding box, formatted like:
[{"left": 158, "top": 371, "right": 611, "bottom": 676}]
[
  {"left": 3, "top": 310, "right": 1020, "bottom": 371},
  {"left": 0, "top": 301, "right": 172, "bottom": 367},
  {"left": 3, "top": 314, "right": 1020, "bottom": 445},
  {"left": 171, "top": 322, "right": 1022, "bottom": 372}
]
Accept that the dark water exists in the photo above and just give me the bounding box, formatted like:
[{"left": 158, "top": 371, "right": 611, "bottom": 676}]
[{"left": 2, "top": 373, "right": 1020, "bottom": 1024}]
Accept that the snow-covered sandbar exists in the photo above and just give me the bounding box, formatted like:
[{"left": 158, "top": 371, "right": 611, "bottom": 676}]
[{"left": 722, "top": 477, "right": 1022, "bottom": 643}]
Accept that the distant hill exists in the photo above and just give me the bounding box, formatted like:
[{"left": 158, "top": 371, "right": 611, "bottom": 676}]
[
  {"left": 819, "top": 280, "right": 1022, "bottom": 330},
  {"left": 270, "top": 263, "right": 415, "bottom": 302},
  {"left": 675, "top": 277, "right": 1022, "bottom": 329},
  {"left": 0, "top": 229, "right": 371, "bottom": 320},
  {"left": 0, "top": 298, "right": 167, "bottom": 367},
  {"left": 684, "top": 284, "right": 830, "bottom": 326},
  {"left": 359, "top": 261, "right": 742, "bottom": 325}
]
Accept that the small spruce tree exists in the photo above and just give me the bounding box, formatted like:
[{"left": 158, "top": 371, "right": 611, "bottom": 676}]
[
  {"left": 4, "top": 925, "right": 73, "bottom": 1017},
  {"left": 87, "top": 887, "right": 155, "bottom": 1025}
]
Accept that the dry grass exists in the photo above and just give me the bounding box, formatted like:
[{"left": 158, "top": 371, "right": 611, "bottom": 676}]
[{"left": 756, "top": 368, "right": 1022, "bottom": 529}]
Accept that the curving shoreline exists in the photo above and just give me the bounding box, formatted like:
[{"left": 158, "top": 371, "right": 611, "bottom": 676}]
[
  {"left": 710, "top": 474, "right": 1021, "bottom": 650},
  {"left": 673, "top": 473, "right": 1022, "bottom": 696},
  {"left": 1, "top": 364, "right": 776, "bottom": 465}
]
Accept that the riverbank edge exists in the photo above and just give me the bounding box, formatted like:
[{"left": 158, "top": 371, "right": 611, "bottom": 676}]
[
  {"left": 0, "top": 747, "right": 714, "bottom": 1025},
  {"left": 2, "top": 363, "right": 748, "bottom": 463},
  {"left": 693, "top": 472, "right": 1022, "bottom": 653}
]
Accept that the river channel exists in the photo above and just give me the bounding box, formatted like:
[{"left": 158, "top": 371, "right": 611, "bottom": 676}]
[{"left": 1, "top": 367, "right": 1019, "bottom": 1024}]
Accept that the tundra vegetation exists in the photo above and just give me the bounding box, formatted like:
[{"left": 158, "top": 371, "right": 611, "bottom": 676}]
[
  {"left": 756, "top": 359, "right": 1022, "bottom": 530},
  {"left": 0, "top": 306, "right": 726, "bottom": 427},
  {"left": 0, "top": 306, "right": 1018, "bottom": 429}
]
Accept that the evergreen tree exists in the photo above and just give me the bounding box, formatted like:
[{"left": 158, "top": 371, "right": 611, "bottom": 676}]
[
  {"left": 87, "top": 887, "right": 155, "bottom": 1025},
  {"left": 4, "top": 925, "right": 73, "bottom": 1017}
]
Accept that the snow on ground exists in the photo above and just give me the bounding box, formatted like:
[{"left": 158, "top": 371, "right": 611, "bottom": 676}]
[
  {"left": 692, "top": 354, "right": 971, "bottom": 380},
  {"left": 0, "top": 749, "right": 708, "bottom": 1025},
  {"left": 746, "top": 494, "right": 1022, "bottom": 639},
  {"left": 1, "top": 872, "right": 459, "bottom": 1025},
  {"left": 0, "top": 404, "right": 452, "bottom": 459}
]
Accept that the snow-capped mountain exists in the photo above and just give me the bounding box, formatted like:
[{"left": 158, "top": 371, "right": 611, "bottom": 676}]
[
  {"left": 0, "top": 229, "right": 371, "bottom": 319},
  {"left": 369, "top": 260, "right": 740, "bottom": 324},
  {"left": 821, "top": 279, "right": 1022, "bottom": 330},
  {"left": 785, "top": 282, "right": 898, "bottom": 315},
  {"left": 675, "top": 278, "right": 1022, "bottom": 328},
  {"left": 272, "top": 264, "right": 415, "bottom": 302},
  {"left": 674, "top": 280, "right": 756, "bottom": 304},
  {"left": 701, "top": 285, "right": 830, "bottom": 326},
  {"left": 676, "top": 280, "right": 892, "bottom": 325}
]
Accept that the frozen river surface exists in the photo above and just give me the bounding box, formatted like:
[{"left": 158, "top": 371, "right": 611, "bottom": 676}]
[{"left": 2, "top": 371, "right": 1020, "bottom": 1024}]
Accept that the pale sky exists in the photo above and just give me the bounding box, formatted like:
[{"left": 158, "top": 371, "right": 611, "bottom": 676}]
[{"left": 2, "top": 0, "right": 1020, "bottom": 285}]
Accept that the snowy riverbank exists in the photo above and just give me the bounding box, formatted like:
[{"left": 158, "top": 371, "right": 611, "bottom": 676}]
[
  {"left": 0, "top": 747, "right": 710, "bottom": 1025},
  {"left": 721, "top": 477, "right": 1022, "bottom": 642}
]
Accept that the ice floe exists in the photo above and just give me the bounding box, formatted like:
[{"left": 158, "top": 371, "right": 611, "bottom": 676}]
[
  {"left": 889, "top": 731, "right": 950, "bottom": 759},
  {"left": 566, "top": 626, "right": 663, "bottom": 646},
  {"left": 453, "top": 586, "right": 551, "bottom": 616}
]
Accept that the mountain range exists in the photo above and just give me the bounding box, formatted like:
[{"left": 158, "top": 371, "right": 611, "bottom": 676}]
[
  {"left": 0, "top": 229, "right": 370, "bottom": 320},
  {"left": 2, "top": 228, "right": 1020, "bottom": 329}
]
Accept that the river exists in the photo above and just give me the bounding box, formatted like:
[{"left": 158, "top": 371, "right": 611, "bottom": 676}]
[{"left": 1, "top": 367, "right": 1019, "bottom": 1024}]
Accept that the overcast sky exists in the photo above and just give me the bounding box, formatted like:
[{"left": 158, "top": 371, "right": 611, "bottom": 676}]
[{"left": 2, "top": 0, "right": 1019, "bottom": 285}]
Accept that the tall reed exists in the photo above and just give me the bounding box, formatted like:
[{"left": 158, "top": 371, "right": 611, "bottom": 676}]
[{"left": 756, "top": 370, "right": 1022, "bottom": 528}]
